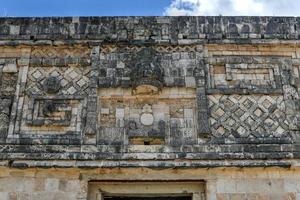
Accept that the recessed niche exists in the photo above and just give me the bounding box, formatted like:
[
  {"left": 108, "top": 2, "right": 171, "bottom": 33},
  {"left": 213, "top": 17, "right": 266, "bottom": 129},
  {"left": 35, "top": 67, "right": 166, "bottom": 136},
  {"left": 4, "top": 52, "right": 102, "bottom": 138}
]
[{"left": 97, "top": 88, "right": 197, "bottom": 145}]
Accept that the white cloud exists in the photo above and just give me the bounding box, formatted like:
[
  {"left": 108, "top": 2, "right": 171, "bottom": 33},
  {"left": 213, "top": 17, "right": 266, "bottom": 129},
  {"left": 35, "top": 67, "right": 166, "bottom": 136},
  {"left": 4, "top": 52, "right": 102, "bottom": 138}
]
[{"left": 164, "top": 0, "right": 300, "bottom": 16}]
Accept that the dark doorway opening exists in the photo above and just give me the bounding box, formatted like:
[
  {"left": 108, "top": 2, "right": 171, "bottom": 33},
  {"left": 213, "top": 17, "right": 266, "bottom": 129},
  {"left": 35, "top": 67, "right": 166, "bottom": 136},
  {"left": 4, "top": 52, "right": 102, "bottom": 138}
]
[{"left": 104, "top": 197, "right": 191, "bottom": 200}]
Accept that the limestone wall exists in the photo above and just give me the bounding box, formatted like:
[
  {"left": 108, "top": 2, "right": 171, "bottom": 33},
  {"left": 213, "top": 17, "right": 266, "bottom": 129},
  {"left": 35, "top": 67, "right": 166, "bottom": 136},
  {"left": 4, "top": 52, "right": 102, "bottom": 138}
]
[{"left": 0, "top": 16, "right": 299, "bottom": 199}]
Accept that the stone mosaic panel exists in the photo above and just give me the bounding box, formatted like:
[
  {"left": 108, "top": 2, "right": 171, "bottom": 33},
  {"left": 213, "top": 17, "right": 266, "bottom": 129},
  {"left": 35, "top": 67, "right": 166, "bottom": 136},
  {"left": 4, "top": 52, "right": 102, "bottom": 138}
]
[
  {"left": 208, "top": 95, "right": 289, "bottom": 138},
  {"left": 14, "top": 62, "right": 91, "bottom": 136},
  {"left": 26, "top": 66, "right": 90, "bottom": 96},
  {"left": 98, "top": 88, "right": 198, "bottom": 145}
]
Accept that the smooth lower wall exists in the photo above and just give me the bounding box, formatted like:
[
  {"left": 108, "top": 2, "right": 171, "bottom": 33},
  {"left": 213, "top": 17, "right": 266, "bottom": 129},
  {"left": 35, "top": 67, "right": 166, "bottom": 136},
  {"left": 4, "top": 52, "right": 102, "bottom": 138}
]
[{"left": 0, "top": 167, "right": 299, "bottom": 200}]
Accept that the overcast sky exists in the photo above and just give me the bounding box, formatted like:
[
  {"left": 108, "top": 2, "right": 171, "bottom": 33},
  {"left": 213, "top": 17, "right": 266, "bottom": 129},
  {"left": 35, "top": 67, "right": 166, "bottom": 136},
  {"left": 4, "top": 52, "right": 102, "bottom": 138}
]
[{"left": 1, "top": 0, "right": 300, "bottom": 17}]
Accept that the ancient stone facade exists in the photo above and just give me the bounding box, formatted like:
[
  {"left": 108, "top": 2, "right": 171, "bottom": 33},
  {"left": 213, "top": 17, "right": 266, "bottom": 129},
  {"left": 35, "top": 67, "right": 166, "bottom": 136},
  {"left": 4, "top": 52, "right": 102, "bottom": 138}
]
[{"left": 0, "top": 16, "right": 300, "bottom": 199}]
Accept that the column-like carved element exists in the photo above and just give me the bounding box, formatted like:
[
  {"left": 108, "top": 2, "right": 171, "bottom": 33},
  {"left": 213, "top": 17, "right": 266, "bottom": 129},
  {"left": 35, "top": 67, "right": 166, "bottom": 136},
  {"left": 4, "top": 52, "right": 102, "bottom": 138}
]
[
  {"left": 83, "top": 46, "right": 99, "bottom": 144},
  {"left": 0, "top": 98, "right": 11, "bottom": 139},
  {"left": 0, "top": 59, "right": 19, "bottom": 143},
  {"left": 282, "top": 59, "right": 300, "bottom": 133},
  {"left": 0, "top": 63, "right": 14, "bottom": 140},
  {"left": 194, "top": 59, "right": 210, "bottom": 137}
]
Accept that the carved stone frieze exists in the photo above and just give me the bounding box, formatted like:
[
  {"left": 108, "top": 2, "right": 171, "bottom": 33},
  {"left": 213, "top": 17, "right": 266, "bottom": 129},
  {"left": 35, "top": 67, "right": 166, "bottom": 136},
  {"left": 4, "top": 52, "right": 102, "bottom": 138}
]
[{"left": 1, "top": 17, "right": 300, "bottom": 167}]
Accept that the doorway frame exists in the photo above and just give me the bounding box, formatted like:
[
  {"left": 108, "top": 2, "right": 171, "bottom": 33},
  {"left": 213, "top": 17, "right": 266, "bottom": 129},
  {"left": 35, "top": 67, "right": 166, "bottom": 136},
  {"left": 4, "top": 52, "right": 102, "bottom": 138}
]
[{"left": 88, "top": 181, "right": 205, "bottom": 200}]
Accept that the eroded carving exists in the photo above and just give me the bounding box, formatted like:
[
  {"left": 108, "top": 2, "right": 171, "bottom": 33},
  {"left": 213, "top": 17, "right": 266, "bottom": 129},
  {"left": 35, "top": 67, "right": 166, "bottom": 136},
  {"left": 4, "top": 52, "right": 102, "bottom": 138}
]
[{"left": 43, "top": 76, "right": 61, "bottom": 94}]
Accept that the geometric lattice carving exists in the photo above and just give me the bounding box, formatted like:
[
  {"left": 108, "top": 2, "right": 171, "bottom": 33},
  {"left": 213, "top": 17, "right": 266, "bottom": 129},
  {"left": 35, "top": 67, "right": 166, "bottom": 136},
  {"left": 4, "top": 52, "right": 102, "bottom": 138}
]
[
  {"left": 100, "top": 45, "right": 198, "bottom": 54},
  {"left": 26, "top": 66, "right": 90, "bottom": 96},
  {"left": 31, "top": 46, "right": 90, "bottom": 58},
  {"left": 209, "top": 95, "right": 289, "bottom": 138}
]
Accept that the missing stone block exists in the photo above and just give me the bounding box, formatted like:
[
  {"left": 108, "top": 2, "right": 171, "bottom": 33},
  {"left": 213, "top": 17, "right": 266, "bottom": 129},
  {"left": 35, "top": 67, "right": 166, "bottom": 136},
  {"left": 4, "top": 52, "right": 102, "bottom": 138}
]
[{"left": 130, "top": 137, "right": 165, "bottom": 145}]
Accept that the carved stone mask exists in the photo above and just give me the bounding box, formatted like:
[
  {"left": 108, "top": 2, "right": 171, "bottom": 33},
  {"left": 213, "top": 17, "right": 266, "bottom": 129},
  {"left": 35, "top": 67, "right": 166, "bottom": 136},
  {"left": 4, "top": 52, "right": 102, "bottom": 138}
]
[
  {"left": 43, "top": 76, "right": 61, "bottom": 94},
  {"left": 130, "top": 48, "right": 163, "bottom": 95}
]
